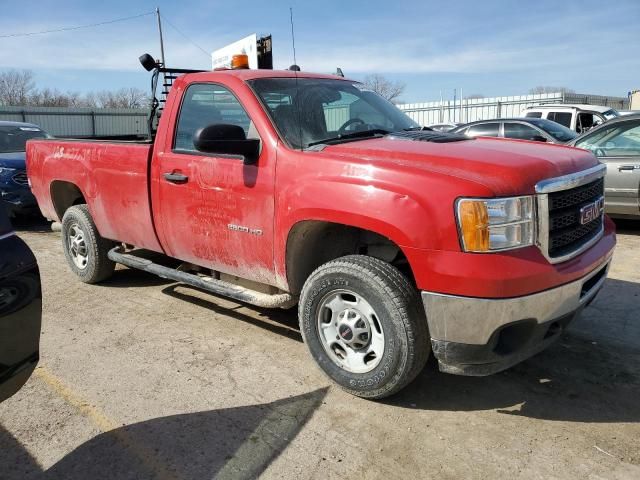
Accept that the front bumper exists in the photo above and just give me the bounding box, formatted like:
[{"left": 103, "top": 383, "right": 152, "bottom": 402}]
[{"left": 421, "top": 255, "right": 611, "bottom": 376}]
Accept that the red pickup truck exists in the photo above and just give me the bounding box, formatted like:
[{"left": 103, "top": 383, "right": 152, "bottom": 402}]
[{"left": 26, "top": 63, "right": 615, "bottom": 399}]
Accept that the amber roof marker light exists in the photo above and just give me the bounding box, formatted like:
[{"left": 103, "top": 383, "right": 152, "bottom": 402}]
[{"left": 231, "top": 54, "right": 250, "bottom": 69}]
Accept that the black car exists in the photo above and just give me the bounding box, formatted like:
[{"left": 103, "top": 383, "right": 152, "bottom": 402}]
[
  {"left": 451, "top": 118, "right": 578, "bottom": 144},
  {"left": 0, "top": 121, "right": 51, "bottom": 217},
  {"left": 0, "top": 205, "right": 41, "bottom": 402}
]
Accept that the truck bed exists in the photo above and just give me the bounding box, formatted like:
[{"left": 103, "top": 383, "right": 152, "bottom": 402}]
[{"left": 27, "top": 138, "right": 163, "bottom": 252}]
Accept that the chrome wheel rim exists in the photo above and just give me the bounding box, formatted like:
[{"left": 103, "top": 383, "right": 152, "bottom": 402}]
[
  {"left": 316, "top": 289, "right": 385, "bottom": 373},
  {"left": 67, "top": 223, "right": 89, "bottom": 270}
]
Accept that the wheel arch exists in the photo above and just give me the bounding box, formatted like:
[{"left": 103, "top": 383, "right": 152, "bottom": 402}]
[
  {"left": 285, "top": 219, "right": 416, "bottom": 295},
  {"left": 50, "top": 180, "right": 86, "bottom": 221}
]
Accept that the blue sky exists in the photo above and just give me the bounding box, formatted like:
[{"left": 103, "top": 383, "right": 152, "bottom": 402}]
[{"left": 0, "top": 0, "right": 638, "bottom": 103}]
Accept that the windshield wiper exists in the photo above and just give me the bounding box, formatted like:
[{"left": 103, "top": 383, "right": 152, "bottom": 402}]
[{"left": 306, "top": 129, "right": 390, "bottom": 148}]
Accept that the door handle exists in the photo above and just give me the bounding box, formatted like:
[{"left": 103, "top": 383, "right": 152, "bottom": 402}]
[
  {"left": 163, "top": 172, "right": 189, "bottom": 184},
  {"left": 618, "top": 165, "right": 640, "bottom": 172}
]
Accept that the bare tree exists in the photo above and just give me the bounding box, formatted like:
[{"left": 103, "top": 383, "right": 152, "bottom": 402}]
[
  {"left": 0, "top": 70, "right": 36, "bottom": 106},
  {"left": 362, "top": 74, "right": 405, "bottom": 103},
  {"left": 30, "top": 88, "right": 88, "bottom": 107},
  {"left": 529, "top": 86, "right": 575, "bottom": 95},
  {"left": 95, "top": 88, "right": 148, "bottom": 108},
  {"left": 0, "top": 69, "right": 148, "bottom": 109}
]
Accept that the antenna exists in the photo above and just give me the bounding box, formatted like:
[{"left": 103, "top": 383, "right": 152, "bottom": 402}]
[
  {"left": 290, "top": 7, "right": 303, "bottom": 151},
  {"left": 155, "top": 7, "right": 166, "bottom": 66},
  {"left": 290, "top": 7, "right": 298, "bottom": 68}
]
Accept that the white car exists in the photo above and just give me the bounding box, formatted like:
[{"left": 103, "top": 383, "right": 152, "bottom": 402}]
[{"left": 522, "top": 104, "right": 619, "bottom": 134}]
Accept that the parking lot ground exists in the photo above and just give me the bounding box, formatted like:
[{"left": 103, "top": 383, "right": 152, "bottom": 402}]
[{"left": 1, "top": 219, "right": 640, "bottom": 480}]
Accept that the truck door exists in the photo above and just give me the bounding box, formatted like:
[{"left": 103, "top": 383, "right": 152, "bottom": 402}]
[
  {"left": 152, "top": 82, "right": 276, "bottom": 285},
  {"left": 574, "top": 119, "right": 640, "bottom": 216}
]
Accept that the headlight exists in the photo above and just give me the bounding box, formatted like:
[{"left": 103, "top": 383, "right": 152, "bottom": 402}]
[
  {"left": 456, "top": 196, "right": 535, "bottom": 252},
  {"left": 0, "top": 167, "right": 16, "bottom": 177}
]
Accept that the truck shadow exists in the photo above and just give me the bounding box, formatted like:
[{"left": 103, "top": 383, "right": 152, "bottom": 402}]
[
  {"left": 159, "top": 277, "right": 640, "bottom": 424},
  {"left": 389, "top": 277, "right": 640, "bottom": 423},
  {"left": 10, "top": 214, "right": 51, "bottom": 233},
  {"left": 0, "top": 388, "right": 328, "bottom": 480},
  {"left": 613, "top": 218, "right": 640, "bottom": 235},
  {"left": 161, "top": 284, "right": 302, "bottom": 343},
  {"left": 102, "top": 267, "right": 177, "bottom": 288}
]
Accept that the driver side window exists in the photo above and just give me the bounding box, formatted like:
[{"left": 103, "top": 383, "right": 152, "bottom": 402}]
[{"left": 174, "top": 83, "right": 255, "bottom": 152}]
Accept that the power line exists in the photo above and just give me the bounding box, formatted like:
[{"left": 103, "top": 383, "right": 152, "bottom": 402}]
[
  {"left": 159, "top": 14, "right": 211, "bottom": 59},
  {"left": 0, "top": 11, "right": 155, "bottom": 39}
]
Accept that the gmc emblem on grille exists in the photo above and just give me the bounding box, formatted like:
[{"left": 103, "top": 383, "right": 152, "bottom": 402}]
[{"left": 579, "top": 196, "right": 605, "bottom": 225}]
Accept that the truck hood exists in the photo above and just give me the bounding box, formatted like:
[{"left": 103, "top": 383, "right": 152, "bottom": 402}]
[
  {"left": 0, "top": 152, "right": 26, "bottom": 169},
  {"left": 322, "top": 136, "right": 598, "bottom": 195}
]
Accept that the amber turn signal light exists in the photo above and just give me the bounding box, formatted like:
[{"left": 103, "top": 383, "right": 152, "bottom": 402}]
[{"left": 457, "top": 200, "right": 490, "bottom": 252}]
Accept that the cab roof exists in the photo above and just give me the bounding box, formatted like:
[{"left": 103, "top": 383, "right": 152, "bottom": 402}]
[{"left": 181, "top": 69, "right": 352, "bottom": 83}]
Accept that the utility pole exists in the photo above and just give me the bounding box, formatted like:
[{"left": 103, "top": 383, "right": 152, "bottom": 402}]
[{"left": 156, "top": 7, "right": 166, "bottom": 66}]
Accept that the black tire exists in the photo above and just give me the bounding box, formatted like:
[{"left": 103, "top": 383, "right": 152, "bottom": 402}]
[
  {"left": 61, "top": 204, "right": 115, "bottom": 284},
  {"left": 299, "top": 255, "right": 429, "bottom": 399}
]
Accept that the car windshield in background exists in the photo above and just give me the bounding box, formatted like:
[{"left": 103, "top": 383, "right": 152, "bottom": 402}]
[
  {"left": 603, "top": 109, "right": 619, "bottom": 120},
  {"left": 248, "top": 78, "right": 419, "bottom": 149},
  {"left": 0, "top": 126, "right": 48, "bottom": 153},
  {"left": 528, "top": 118, "right": 578, "bottom": 142}
]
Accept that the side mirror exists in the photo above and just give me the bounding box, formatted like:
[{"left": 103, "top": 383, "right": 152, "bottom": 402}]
[
  {"left": 529, "top": 135, "right": 548, "bottom": 142},
  {"left": 193, "top": 124, "right": 260, "bottom": 165}
]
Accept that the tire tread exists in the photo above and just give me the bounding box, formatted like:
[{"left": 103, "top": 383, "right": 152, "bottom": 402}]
[
  {"left": 61, "top": 204, "right": 115, "bottom": 284},
  {"left": 299, "top": 254, "right": 429, "bottom": 399}
]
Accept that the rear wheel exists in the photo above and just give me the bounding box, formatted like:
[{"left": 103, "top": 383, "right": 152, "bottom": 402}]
[
  {"left": 61, "top": 205, "right": 115, "bottom": 284},
  {"left": 299, "top": 255, "right": 429, "bottom": 399}
]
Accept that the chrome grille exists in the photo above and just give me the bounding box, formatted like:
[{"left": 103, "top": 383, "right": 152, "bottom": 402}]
[
  {"left": 546, "top": 178, "right": 604, "bottom": 258},
  {"left": 535, "top": 164, "right": 606, "bottom": 264},
  {"left": 12, "top": 171, "right": 29, "bottom": 186},
  {"left": 548, "top": 178, "right": 604, "bottom": 211}
]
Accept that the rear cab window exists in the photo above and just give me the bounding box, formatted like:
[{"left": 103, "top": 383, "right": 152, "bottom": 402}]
[{"left": 525, "top": 112, "right": 543, "bottom": 118}]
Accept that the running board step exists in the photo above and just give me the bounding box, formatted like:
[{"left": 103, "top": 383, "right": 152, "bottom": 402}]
[{"left": 107, "top": 247, "right": 297, "bottom": 309}]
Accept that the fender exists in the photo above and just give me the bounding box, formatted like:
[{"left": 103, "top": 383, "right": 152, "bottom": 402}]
[{"left": 274, "top": 174, "right": 446, "bottom": 291}]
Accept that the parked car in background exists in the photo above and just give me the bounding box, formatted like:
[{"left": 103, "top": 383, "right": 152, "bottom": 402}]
[
  {"left": 568, "top": 114, "right": 640, "bottom": 219},
  {"left": 522, "top": 104, "right": 619, "bottom": 134},
  {"left": 451, "top": 118, "right": 578, "bottom": 144},
  {"left": 0, "top": 121, "right": 51, "bottom": 217},
  {"left": 0, "top": 205, "right": 42, "bottom": 403},
  {"left": 618, "top": 110, "right": 640, "bottom": 116},
  {"left": 427, "top": 122, "right": 461, "bottom": 132}
]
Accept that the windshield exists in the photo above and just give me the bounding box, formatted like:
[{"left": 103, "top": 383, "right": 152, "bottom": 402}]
[
  {"left": 248, "top": 78, "right": 419, "bottom": 149},
  {"left": 0, "top": 125, "right": 48, "bottom": 153},
  {"left": 527, "top": 118, "right": 578, "bottom": 142}
]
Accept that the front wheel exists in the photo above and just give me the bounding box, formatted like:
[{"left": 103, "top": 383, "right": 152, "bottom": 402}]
[
  {"left": 299, "top": 255, "right": 429, "bottom": 399},
  {"left": 61, "top": 205, "right": 115, "bottom": 284}
]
